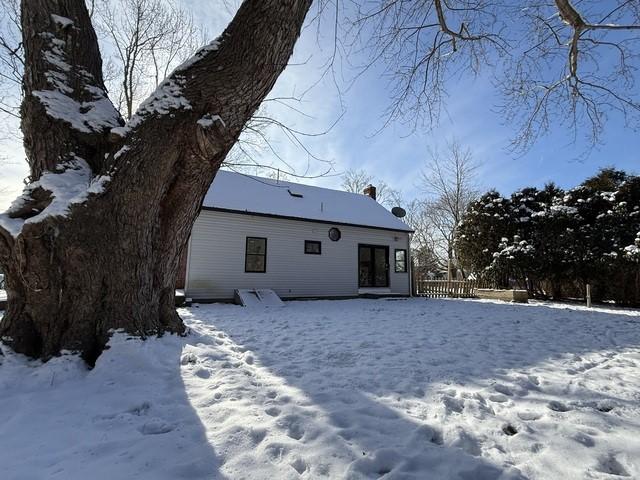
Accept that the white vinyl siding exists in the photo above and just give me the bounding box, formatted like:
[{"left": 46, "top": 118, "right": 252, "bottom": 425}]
[{"left": 186, "top": 210, "right": 411, "bottom": 300}]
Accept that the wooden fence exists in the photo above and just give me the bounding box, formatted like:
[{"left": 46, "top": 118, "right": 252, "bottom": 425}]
[{"left": 415, "top": 279, "right": 479, "bottom": 298}]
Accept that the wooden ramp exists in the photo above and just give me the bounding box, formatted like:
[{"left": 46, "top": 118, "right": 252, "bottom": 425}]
[{"left": 234, "top": 289, "right": 284, "bottom": 307}]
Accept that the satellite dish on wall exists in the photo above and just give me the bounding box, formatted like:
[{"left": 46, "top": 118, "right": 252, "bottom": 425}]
[{"left": 391, "top": 207, "right": 406, "bottom": 218}]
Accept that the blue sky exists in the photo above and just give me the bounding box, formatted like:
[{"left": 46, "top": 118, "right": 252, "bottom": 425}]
[
  {"left": 182, "top": 1, "right": 640, "bottom": 202},
  {"left": 1, "top": 1, "right": 639, "bottom": 208}
]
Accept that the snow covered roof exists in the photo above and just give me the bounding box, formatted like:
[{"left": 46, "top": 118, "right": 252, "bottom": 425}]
[{"left": 201, "top": 170, "right": 412, "bottom": 232}]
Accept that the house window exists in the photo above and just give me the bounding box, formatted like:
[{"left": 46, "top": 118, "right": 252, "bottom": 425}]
[
  {"left": 304, "top": 240, "right": 321, "bottom": 255},
  {"left": 394, "top": 249, "right": 407, "bottom": 273},
  {"left": 328, "top": 227, "right": 341, "bottom": 241},
  {"left": 245, "top": 237, "right": 267, "bottom": 273}
]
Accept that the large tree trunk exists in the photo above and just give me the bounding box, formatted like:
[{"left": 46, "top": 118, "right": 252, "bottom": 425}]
[{"left": 0, "top": 0, "right": 312, "bottom": 364}]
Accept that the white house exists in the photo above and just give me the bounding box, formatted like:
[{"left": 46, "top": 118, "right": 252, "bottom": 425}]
[{"left": 180, "top": 170, "right": 413, "bottom": 302}]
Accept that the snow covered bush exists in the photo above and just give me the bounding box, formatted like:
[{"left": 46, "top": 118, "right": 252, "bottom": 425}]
[
  {"left": 456, "top": 169, "right": 640, "bottom": 305},
  {"left": 624, "top": 232, "right": 640, "bottom": 262}
]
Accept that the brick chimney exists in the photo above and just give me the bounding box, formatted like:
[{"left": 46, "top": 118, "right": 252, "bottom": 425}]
[{"left": 363, "top": 184, "right": 377, "bottom": 201}]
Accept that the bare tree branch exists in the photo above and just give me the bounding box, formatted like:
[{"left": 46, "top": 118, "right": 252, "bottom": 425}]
[
  {"left": 419, "top": 139, "right": 480, "bottom": 276},
  {"left": 500, "top": 0, "right": 640, "bottom": 152},
  {"left": 341, "top": 168, "right": 403, "bottom": 208},
  {"left": 340, "top": 1, "right": 640, "bottom": 152},
  {"left": 345, "top": 0, "right": 509, "bottom": 132},
  {"left": 0, "top": 0, "right": 22, "bottom": 127},
  {"left": 93, "top": 0, "right": 201, "bottom": 119}
]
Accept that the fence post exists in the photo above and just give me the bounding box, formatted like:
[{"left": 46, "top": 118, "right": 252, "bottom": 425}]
[
  {"left": 411, "top": 259, "right": 417, "bottom": 297},
  {"left": 586, "top": 284, "right": 592, "bottom": 308}
]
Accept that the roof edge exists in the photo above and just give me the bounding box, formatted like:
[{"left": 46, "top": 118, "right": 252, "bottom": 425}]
[{"left": 201, "top": 206, "right": 414, "bottom": 233}]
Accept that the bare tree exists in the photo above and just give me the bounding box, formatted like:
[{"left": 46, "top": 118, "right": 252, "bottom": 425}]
[
  {"left": 341, "top": 168, "right": 371, "bottom": 194},
  {"left": 419, "top": 140, "right": 479, "bottom": 278},
  {"left": 341, "top": 168, "right": 403, "bottom": 207},
  {"left": 0, "top": 0, "right": 201, "bottom": 133},
  {"left": 94, "top": 0, "right": 201, "bottom": 119},
  {"left": 1, "top": 0, "right": 335, "bottom": 214},
  {"left": 0, "top": 0, "right": 21, "bottom": 123},
  {"left": 404, "top": 198, "right": 441, "bottom": 276},
  {"left": 1, "top": 0, "right": 334, "bottom": 175},
  {"left": 347, "top": 1, "right": 640, "bottom": 150},
  {"left": 0, "top": 0, "right": 313, "bottom": 363}
]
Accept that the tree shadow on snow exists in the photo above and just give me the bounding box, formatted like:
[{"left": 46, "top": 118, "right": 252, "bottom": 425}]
[
  {"left": 200, "top": 297, "right": 640, "bottom": 480},
  {"left": 0, "top": 331, "right": 225, "bottom": 480}
]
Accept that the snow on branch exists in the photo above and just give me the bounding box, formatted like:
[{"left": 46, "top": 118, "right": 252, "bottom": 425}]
[
  {"left": 197, "top": 114, "right": 225, "bottom": 128},
  {"left": 0, "top": 158, "right": 110, "bottom": 238},
  {"left": 34, "top": 26, "right": 121, "bottom": 134},
  {"left": 50, "top": 14, "right": 74, "bottom": 29},
  {"left": 110, "top": 76, "right": 192, "bottom": 137},
  {"left": 34, "top": 89, "right": 121, "bottom": 134},
  {"left": 174, "top": 38, "right": 221, "bottom": 73},
  {"left": 625, "top": 232, "right": 640, "bottom": 261},
  {"left": 109, "top": 38, "right": 222, "bottom": 138}
]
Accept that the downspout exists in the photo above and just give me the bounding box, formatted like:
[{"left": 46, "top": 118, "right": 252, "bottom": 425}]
[
  {"left": 184, "top": 234, "right": 193, "bottom": 301},
  {"left": 408, "top": 232, "right": 415, "bottom": 297}
]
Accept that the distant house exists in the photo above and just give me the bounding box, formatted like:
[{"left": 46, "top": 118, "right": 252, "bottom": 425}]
[{"left": 180, "top": 170, "right": 413, "bottom": 302}]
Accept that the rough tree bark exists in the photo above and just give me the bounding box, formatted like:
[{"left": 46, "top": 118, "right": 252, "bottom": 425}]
[{"left": 0, "top": 0, "right": 312, "bottom": 363}]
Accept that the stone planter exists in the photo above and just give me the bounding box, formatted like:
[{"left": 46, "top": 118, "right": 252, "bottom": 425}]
[{"left": 476, "top": 289, "right": 528, "bottom": 303}]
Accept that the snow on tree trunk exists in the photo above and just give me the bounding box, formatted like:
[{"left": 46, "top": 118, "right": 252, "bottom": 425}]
[{"left": 0, "top": 0, "right": 312, "bottom": 363}]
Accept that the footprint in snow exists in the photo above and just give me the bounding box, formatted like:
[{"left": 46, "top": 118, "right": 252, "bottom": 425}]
[
  {"left": 516, "top": 375, "right": 541, "bottom": 391},
  {"left": 180, "top": 352, "right": 198, "bottom": 365},
  {"left": 488, "top": 393, "right": 509, "bottom": 403},
  {"left": 277, "top": 415, "right": 306, "bottom": 441},
  {"left": 264, "top": 443, "right": 290, "bottom": 463},
  {"left": 138, "top": 419, "right": 174, "bottom": 435},
  {"left": 330, "top": 411, "right": 353, "bottom": 429},
  {"left": 596, "top": 402, "right": 615, "bottom": 413},
  {"left": 289, "top": 456, "right": 308, "bottom": 475},
  {"left": 410, "top": 424, "right": 443, "bottom": 446},
  {"left": 265, "top": 406, "right": 281, "bottom": 417},
  {"left": 517, "top": 411, "right": 542, "bottom": 421},
  {"left": 547, "top": 401, "right": 572, "bottom": 412},
  {"left": 250, "top": 427, "right": 267, "bottom": 445},
  {"left": 450, "top": 428, "right": 482, "bottom": 456},
  {"left": 530, "top": 443, "right": 545, "bottom": 453},
  {"left": 194, "top": 367, "right": 211, "bottom": 379},
  {"left": 95, "top": 402, "right": 151, "bottom": 421},
  {"left": 493, "top": 384, "right": 513, "bottom": 396},
  {"left": 346, "top": 448, "right": 402, "bottom": 478},
  {"left": 441, "top": 394, "right": 465, "bottom": 413},
  {"left": 459, "top": 464, "right": 511, "bottom": 480},
  {"left": 126, "top": 401, "right": 151, "bottom": 416},
  {"left": 356, "top": 403, "right": 399, "bottom": 420},
  {"left": 572, "top": 432, "right": 595, "bottom": 447},
  {"left": 595, "top": 453, "right": 630, "bottom": 477}
]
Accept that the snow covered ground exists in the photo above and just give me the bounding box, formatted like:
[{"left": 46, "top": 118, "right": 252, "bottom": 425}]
[{"left": 1, "top": 298, "right": 640, "bottom": 479}]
